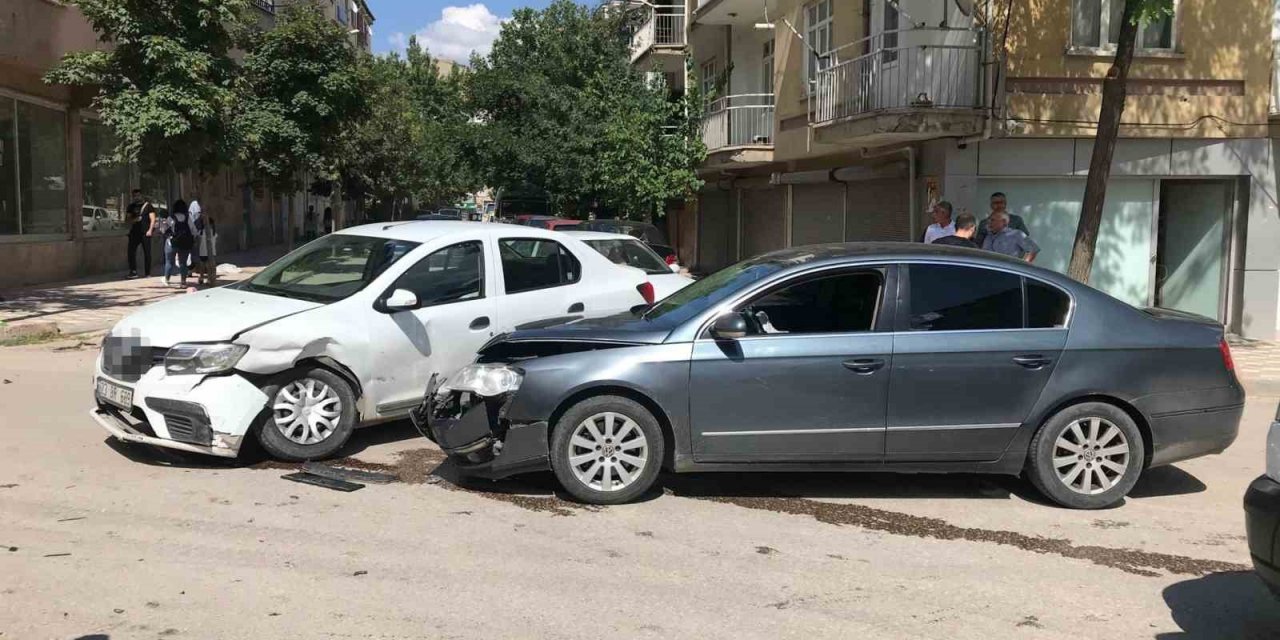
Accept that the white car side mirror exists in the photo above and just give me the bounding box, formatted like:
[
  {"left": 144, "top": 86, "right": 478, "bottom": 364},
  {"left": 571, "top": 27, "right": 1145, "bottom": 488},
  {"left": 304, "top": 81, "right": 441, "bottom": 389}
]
[{"left": 382, "top": 288, "right": 419, "bottom": 312}]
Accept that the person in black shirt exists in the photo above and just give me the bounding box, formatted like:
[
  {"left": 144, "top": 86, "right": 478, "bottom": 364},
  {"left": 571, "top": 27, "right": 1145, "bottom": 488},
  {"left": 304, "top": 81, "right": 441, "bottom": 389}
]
[
  {"left": 931, "top": 211, "right": 979, "bottom": 249},
  {"left": 126, "top": 190, "right": 156, "bottom": 278}
]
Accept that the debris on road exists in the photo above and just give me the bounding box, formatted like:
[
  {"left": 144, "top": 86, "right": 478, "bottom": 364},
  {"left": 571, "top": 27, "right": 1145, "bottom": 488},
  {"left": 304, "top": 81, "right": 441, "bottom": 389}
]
[
  {"left": 281, "top": 472, "right": 363, "bottom": 492},
  {"left": 302, "top": 462, "right": 396, "bottom": 485},
  {"left": 43, "top": 553, "right": 71, "bottom": 558},
  {"left": 56, "top": 516, "right": 86, "bottom": 522},
  {"left": 353, "top": 570, "right": 368, "bottom": 577}
]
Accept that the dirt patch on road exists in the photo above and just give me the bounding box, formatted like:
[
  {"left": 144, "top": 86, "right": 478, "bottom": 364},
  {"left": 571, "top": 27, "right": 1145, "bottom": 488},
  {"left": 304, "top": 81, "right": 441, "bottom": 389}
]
[{"left": 699, "top": 495, "right": 1247, "bottom": 578}]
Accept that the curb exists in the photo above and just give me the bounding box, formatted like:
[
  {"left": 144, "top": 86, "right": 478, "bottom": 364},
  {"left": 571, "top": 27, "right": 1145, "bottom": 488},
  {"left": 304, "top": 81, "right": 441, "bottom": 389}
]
[{"left": 0, "top": 321, "right": 60, "bottom": 341}]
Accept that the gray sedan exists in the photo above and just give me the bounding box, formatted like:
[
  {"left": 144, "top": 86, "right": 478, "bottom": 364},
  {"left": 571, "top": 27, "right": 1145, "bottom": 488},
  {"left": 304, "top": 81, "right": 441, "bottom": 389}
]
[{"left": 414, "top": 243, "right": 1244, "bottom": 508}]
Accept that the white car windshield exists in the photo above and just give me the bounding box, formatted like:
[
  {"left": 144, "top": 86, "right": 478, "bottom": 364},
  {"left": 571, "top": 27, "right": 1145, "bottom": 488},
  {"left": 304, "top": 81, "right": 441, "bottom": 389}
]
[
  {"left": 239, "top": 234, "right": 419, "bottom": 303},
  {"left": 584, "top": 239, "right": 670, "bottom": 275}
]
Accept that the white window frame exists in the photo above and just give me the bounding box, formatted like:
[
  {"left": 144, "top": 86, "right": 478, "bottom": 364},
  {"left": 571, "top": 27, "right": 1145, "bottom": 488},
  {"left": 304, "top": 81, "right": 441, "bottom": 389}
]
[
  {"left": 803, "top": 0, "right": 833, "bottom": 93},
  {"left": 1069, "top": 0, "right": 1179, "bottom": 55},
  {"left": 761, "top": 39, "right": 775, "bottom": 96},
  {"left": 881, "top": 0, "right": 900, "bottom": 64},
  {"left": 700, "top": 58, "right": 719, "bottom": 103}
]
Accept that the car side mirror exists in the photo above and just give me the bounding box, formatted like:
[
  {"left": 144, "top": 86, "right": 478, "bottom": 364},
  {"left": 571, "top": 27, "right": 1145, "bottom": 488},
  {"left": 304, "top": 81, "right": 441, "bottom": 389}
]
[
  {"left": 380, "top": 288, "right": 419, "bottom": 313},
  {"left": 710, "top": 313, "right": 748, "bottom": 340}
]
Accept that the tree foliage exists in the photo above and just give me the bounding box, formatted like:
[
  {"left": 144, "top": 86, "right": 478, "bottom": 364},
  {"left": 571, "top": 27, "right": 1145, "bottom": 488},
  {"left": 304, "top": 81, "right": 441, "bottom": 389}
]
[
  {"left": 45, "top": 0, "right": 250, "bottom": 176},
  {"left": 468, "top": 0, "right": 704, "bottom": 218}
]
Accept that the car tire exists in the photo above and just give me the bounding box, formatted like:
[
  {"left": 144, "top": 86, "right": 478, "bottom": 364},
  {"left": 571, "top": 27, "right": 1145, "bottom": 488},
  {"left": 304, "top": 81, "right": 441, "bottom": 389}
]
[
  {"left": 549, "top": 395, "right": 664, "bottom": 505},
  {"left": 1026, "top": 402, "right": 1145, "bottom": 509},
  {"left": 255, "top": 367, "right": 358, "bottom": 462}
]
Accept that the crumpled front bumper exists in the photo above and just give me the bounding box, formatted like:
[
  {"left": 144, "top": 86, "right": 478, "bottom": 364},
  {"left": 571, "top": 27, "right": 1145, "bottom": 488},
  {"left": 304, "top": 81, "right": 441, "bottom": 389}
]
[
  {"left": 92, "top": 353, "right": 269, "bottom": 458},
  {"left": 411, "top": 386, "right": 549, "bottom": 480}
]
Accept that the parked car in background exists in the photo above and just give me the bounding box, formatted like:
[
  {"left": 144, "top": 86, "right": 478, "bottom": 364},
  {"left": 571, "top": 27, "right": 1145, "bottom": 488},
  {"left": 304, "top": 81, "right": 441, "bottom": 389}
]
[
  {"left": 417, "top": 243, "right": 1243, "bottom": 507},
  {"left": 416, "top": 211, "right": 462, "bottom": 221},
  {"left": 567, "top": 230, "right": 691, "bottom": 300},
  {"left": 92, "top": 222, "right": 665, "bottom": 462},
  {"left": 580, "top": 219, "right": 680, "bottom": 270},
  {"left": 82, "top": 206, "right": 115, "bottom": 232},
  {"left": 1245, "top": 403, "right": 1280, "bottom": 597},
  {"left": 521, "top": 216, "right": 581, "bottom": 231}
]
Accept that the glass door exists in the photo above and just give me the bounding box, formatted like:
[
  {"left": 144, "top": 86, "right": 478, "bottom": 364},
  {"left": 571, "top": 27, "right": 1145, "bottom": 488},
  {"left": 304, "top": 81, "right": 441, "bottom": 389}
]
[{"left": 1155, "top": 180, "right": 1233, "bottom": 321}]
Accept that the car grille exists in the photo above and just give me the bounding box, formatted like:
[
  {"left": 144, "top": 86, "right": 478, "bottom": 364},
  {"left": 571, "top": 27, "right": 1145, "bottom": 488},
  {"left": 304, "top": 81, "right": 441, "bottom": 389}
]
[
  {"left": 101, "top": 336, "right": 165, "bottom": 382},
  {"left": 144, "top": 398, "right": 213, "bottom": 445}
]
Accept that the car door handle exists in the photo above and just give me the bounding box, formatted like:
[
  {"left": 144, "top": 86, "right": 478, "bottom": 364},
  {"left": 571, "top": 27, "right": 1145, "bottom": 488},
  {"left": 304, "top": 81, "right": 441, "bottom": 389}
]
[
  {"left": 567, "top": 302, "right": 585, "bottom": 313},
  {"left": 842, "top": 358, "right": 885, "bottom": 374},
  {"left": 469, "top": 316, "right": 490, "bottom": 331},
  {"left": 1013, "top": 355, "right": 1052, "bottom": 369}
]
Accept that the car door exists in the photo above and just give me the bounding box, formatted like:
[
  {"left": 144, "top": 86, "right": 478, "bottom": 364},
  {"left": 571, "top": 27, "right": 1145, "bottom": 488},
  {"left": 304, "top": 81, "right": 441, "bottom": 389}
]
[
  {"left": 366, "top": 239, "right": 496, "bottom": 416},
  {"left": 886, "top": 263, "right": 1070, "bottom": 461},
  {"left": 493, "top": 236, "right": 585, "bottom": 331},
  {"left": 689, "top": 266, "right": 895, "bottom": 462}
]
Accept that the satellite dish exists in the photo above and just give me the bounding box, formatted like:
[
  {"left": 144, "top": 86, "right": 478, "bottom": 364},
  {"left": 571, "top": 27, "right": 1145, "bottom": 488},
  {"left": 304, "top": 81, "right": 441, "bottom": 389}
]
[{"left": 953, "top": 0, "right": 974, "bottom": 16}]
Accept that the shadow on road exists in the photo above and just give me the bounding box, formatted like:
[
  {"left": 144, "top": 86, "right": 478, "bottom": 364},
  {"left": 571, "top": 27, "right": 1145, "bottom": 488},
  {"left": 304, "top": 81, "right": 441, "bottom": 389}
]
[
  {"left": 1157, "top": 571, "right": 1280, "bottom": 639},
  {"left": 661, "top": 471, "right": 1024, "bottom": 502},
  {"left": 1129, "top": 465, "right": 1208, "bottom": 499}
]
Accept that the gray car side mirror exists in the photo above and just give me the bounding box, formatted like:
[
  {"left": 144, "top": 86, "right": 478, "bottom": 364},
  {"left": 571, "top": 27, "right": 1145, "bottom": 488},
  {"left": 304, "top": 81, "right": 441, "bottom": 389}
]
[{"left": 710, "top": 313, "right": 748, "bottom": 340}]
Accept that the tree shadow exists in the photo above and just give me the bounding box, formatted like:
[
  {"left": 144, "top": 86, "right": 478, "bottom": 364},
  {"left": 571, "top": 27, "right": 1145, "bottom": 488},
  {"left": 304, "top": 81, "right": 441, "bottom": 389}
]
[{"left": 1157, "top": 571, "right": 1280, "bottom": 639}]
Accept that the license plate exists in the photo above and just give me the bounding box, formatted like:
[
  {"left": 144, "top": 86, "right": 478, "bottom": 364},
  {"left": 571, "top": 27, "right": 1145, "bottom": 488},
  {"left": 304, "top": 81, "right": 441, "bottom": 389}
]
[{"left": 96, "top": 377, "right": 133, "bottom": 411}]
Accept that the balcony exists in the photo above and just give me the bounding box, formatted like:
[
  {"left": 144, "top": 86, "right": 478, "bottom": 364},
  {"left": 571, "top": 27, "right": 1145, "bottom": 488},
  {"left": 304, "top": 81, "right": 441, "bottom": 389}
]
[
  {"left": 702, "top": 94, "right": 775, "bottom": 170},
  {"left": 251, "top": 0, "right": 275, "bottom": 14},
  {"left": 631, "top": 3, "right": 686, "bottom": 63},
  {"left": 812, "top": 28, "right": 987, "bottom": 145}
]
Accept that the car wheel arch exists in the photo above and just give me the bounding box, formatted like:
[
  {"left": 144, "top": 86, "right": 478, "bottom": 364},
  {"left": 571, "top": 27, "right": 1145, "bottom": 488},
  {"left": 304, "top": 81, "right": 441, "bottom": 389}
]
[
  {"left": 548, "top": 384, "right": 677, "bottom": 470},
  {"left": 1026, "top": 394, "right": 1154, "bottom": 470}
]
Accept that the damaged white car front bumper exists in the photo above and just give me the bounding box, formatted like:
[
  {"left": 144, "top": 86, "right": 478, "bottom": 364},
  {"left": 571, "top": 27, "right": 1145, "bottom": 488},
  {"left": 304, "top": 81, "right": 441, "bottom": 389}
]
[{"left": 91, "top": 351, "right": 268, "bottom": 458}]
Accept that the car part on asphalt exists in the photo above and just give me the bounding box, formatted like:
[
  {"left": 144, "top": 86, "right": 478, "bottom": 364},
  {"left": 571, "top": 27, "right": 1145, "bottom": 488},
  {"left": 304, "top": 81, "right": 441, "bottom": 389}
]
[
  {"left": 301, "top": 462, "right": 397, "bottom": 485},
  {"left": 281, "top": 472, "right": 364, "bottom": 492}
]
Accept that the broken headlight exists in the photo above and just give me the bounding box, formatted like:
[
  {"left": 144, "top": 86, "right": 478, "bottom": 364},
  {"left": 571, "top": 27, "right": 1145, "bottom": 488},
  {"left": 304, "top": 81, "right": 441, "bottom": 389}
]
[
  {"left": 164, "top": 342, "right": 249, "bottom": 375},
  {"left": 438, "top": 364, "right": 523, "bottom": 397}
]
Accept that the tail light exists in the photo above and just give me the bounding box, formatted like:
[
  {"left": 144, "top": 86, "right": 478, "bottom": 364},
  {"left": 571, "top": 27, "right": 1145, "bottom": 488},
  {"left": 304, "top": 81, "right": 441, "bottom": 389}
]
[
  {"left": 636, "top": 281, "right": 655, "bottom": 305},
  {"left": 665, "top": 254, "right": 677, "bottom": 265},
  {"left": 1219, "top": 338, "right": 1235, "bottom": 373}
]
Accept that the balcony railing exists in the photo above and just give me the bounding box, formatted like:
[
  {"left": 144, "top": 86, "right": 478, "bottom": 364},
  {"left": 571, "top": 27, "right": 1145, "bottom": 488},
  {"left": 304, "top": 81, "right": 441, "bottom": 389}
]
[
  {"left": 251, "top": 0, "right": 275, "bottom": 14},
  {"left": 631, "top": 4, "right": 686, "bottom": 62},
  {"left": 702, "top": 94, "right": 775, "bottom": 152},
  {"left": 814, "top": 28, "right": 984, "bottom": 126}
]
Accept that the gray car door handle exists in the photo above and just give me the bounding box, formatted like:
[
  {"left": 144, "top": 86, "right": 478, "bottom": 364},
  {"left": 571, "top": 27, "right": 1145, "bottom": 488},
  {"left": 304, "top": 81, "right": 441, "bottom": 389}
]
[
  {"left": 1013, "top": 355, "right": 1052, "bottom": 369},
  {"left": 842, "top": 358, "right": 885, "bottom": 374}
]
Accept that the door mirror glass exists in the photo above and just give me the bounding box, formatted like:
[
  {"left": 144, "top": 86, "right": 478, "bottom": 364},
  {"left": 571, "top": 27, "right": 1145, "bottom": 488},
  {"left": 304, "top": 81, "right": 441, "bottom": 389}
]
[
  {"left": 710, "top": 313, "right": 749, "bottom": 340},
  {"left": 382, "top": 288, "right": 419, "bottom": 312}
]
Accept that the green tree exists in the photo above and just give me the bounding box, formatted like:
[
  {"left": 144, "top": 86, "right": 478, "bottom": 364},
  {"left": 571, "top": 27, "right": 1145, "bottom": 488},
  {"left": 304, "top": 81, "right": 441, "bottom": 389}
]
[
  {"left": 1068, "top": 0, "right": 1174, "bottom": 283},
  {"left": 468, "top": 0, "right": 704, "bottom": 219},
  {"left": 45, "top": 0, "right": 249, "bottom": 179},
  {"left": 234, "top": 3, "right": 367, "bottom": 240}
]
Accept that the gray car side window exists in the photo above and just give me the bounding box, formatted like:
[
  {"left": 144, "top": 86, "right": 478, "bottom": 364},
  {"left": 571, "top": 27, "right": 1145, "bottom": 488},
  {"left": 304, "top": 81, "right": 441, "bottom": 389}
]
[
  {"left": 734, "top": 269, "right": 885, "bottom": 336},
  {"left": 906, "top": 264, "right": 1022, "bottom": 331}
]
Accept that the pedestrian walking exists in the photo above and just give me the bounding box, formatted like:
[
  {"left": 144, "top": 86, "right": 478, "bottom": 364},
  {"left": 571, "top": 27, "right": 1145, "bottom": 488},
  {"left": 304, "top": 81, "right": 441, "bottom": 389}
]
[
  {"left": 167, "top": 199, "right": 196, "bottom": 288},
  {"left": 932, "top": 212, "right": 980, "bottom": 248},
  {"left": 193, "top": 203, "right": 217, "bottom": 286},
  {"left": 975, "top": 192, "right": 1030, "bottom": 246},
  {"left": 125, "top": 190, "right": 156, "bottom": 278},
  {"left": 922, "top": 201, "right": 955, "bottom": 244},
  {"left": 153, "top": 206, "right": 174, "bottom": 285},
  {"left": 981, "top": 211, "right": 1039, "bottom": 262},
  {"left": 323, "top": 206, "right": 334, "bottom": 235}
]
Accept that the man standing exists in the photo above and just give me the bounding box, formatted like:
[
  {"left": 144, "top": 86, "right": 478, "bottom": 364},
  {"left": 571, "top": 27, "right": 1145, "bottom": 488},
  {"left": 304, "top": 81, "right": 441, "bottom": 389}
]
[
  {"left": 921, "top": 201, "right": 955, "bottom": 244},
  {"left": 125, "top": 190, "right": 155, "bottom": 278},
  {"left": 975, "top": 192, "right": 1029, "bottom": 246},
  {"left": 932, "top": 212, "right": 979, "bottom": 248},
  {"left": 982, "top": 211, "right": 1039, "bottom": 262}
]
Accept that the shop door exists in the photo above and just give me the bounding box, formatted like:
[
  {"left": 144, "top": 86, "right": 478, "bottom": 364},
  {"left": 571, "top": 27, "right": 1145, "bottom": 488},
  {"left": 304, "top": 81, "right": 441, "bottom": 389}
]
[{"left": 1156, "top": 180, "right": 1232, "bottom": 322}]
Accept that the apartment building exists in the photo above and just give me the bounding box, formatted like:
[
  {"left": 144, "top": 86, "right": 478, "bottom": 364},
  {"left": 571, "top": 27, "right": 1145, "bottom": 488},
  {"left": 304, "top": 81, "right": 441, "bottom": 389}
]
[
  {"left": 648, "top": 0, "right": 1280, "bottom": 340},
  {"left": 0, "top": 0, "right": 375, "bottom": 288}
]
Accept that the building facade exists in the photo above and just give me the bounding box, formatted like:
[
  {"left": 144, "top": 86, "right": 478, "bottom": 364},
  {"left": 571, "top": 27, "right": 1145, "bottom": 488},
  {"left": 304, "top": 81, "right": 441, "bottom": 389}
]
[{"left": 646, "top": 0, "right": 1280, "bottom": 340}]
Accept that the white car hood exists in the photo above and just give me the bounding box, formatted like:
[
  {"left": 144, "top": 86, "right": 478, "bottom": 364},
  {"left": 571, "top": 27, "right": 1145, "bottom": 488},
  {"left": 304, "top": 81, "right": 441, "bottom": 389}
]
[{"left": 110, "top": 287, "right": 323, "bottom": 347}]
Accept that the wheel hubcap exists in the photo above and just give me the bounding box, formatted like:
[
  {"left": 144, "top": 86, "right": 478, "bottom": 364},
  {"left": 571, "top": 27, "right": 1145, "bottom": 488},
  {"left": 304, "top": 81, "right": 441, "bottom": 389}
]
[
  {"left": 1053, "top": 417, "right": 1129, "bottom": 495},
  {"left": 568, "top": 412, "right": 648, "bottom": 492},
  {"left": 273, "top": 379, "right": 343, "bottom": 445}
]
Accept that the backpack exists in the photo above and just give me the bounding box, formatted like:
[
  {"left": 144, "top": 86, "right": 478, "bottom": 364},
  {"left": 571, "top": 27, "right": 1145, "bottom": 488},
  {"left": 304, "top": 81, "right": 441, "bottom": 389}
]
[{"left": 171, "top": 213, "right": 195, "bottom": 251}]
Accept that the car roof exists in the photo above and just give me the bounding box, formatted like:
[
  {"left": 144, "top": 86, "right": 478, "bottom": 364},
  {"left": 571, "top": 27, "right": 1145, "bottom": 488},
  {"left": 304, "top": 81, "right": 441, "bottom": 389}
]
[
  {"left": 754, "top": 241, "right": 1079, "bottom": 287},
  {"left": 563, "top": 230, "right": 637, "bottom": 241},
  {"left": 336, "top": 220, "right": 569, "bottom": 243}
]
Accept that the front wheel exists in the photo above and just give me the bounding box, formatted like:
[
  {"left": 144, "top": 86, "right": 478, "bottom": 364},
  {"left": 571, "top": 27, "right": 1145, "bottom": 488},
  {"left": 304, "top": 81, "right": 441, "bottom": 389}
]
[
  {"left": 549, "top": 396, "right": 664, "bottom": 505},
  {"left": 255, "top": 367, "right": 357, "bottom": 461},
  {"left": 1025, "top": 402, "right": 1145, "bottom": 509}
]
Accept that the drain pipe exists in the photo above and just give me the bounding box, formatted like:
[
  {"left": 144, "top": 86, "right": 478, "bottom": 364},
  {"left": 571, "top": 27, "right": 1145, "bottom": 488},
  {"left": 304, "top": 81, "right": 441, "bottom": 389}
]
[{"left": 857, "top": 145, "right": 918, "bottom": 242}]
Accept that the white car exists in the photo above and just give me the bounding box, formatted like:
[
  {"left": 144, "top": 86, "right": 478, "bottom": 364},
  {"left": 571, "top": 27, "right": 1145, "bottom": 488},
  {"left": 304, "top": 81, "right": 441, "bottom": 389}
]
[
  {"left": 565, "top": 230, "right": 693, "bottom": 301},
  {"left": 91, "top": 221, "right": 662, "bottom": 461}
]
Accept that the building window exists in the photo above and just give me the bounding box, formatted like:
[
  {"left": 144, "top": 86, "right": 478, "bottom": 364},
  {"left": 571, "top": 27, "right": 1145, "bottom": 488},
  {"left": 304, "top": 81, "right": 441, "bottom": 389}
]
[
  {"left": 700, "top": 58, "right": 718, "bottom": 102},
  {"left": 81, "top": 117, "right": 130, "bottom": 234},
  {"left": 0, "top": 97, "right": 68, "bottom": 236},
  {"left": 335, "top": 0, "right": 348, "bottom": 25},
  {"left": 1072, "top": 0, "right": 1175, "bottom": 51},
  {"left": 761, "top": 40, "right": 775, "bottom": 95},
  {"left": 804, "top": 0, "right": 833, "bottom": 91},
  {"left": 882, "top": 0, "right": 900, "bottom": 63}
]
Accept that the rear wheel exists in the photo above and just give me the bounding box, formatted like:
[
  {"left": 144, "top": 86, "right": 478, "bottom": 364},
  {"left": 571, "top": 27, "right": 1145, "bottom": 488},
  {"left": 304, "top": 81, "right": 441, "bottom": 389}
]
[
  {"left": 1026, "top": 402, "right": 1144, "bottom": 509},
  {"left": 549, "top": 396, "right": 664, "bottom": 505},
  {"left": 255, "top": 367, "right": 357, "bottom": 462}
]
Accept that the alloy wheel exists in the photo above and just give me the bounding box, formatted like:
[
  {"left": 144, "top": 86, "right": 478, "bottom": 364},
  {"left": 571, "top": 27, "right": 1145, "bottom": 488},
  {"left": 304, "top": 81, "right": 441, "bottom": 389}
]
[
  {"left": 273, "top": 378, "right": 343, "bottom": 445},
  {"left": 568, "top": 412, "right": 649, "bottom": 492},
  {"left": 1052, "top": 417, "right": 1130, "bottom": 495}
]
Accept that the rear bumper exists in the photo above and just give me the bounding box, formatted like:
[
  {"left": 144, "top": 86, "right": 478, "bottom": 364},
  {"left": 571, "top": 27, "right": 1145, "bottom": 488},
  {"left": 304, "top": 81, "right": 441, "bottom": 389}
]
[
  {"left": 1244, "top": 473, "right": 1280, "bottom": 595},
  {"left": 1148, "top": 403, "right": 1243, "bottom": 467},
  {"left": 412, "top": 390, "right": 550, "bottom": 480}
]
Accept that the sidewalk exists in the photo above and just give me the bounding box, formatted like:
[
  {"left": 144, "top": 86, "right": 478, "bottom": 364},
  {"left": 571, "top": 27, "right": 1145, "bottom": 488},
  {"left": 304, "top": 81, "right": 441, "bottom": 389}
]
[
  {"left": 1229, "top": 338, "right": 1280, "bottom": 397},
  {"left": 0, "top": 245, "right": 286, "bottom": 338}
]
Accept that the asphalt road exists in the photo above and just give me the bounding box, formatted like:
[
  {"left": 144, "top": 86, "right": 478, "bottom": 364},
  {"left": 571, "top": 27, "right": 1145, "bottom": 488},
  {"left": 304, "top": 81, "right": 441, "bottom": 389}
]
[{"left": 2, "top": 341, "right": 1279, "bottom": 639}]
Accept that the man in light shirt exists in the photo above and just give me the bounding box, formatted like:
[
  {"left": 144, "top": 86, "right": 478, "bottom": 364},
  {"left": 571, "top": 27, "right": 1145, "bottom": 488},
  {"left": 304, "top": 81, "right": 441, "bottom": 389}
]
[
  {"left": 982, "top": 211, "right": 1039, "bottom": 262},
  {"left": 921, "top": 201, "right": 955, "bottom": 244}
]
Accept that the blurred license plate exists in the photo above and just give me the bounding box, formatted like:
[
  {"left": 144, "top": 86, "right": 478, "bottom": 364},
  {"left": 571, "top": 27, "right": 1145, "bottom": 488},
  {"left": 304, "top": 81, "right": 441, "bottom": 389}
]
[{"left": 96, "top": 378, "right": 133, "bottom": 411}]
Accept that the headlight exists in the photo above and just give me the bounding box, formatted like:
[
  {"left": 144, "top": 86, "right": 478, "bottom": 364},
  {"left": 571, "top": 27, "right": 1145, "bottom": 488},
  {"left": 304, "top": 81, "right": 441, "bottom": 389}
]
[
  {"left": 164, "top": 343, "right": 249, "bottom": 375},
  {"left": 438, "top": 364, "right": 523, "bottom": 397}
]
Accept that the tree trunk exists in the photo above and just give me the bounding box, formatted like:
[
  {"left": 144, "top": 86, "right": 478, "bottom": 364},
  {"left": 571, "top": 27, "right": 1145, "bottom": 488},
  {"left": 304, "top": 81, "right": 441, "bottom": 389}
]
[{"left": 1067, "top": 0, "right": 1142, "bottom": 284}]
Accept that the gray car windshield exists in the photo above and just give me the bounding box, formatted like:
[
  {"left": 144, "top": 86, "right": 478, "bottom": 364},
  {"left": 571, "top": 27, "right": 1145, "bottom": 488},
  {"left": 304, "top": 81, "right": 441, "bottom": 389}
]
[
  {"left": 239, "top": 234, "right": 420, "bottom": 303},
  {"left": 642, "top": 260, "right": 787, "bottom": 326}
]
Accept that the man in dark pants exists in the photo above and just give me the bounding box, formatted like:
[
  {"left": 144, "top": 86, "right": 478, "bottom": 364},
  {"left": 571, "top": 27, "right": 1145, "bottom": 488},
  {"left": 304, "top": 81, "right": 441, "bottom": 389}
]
[{"left": 126, "top": 190, "right": 156, "bottom": 278}]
